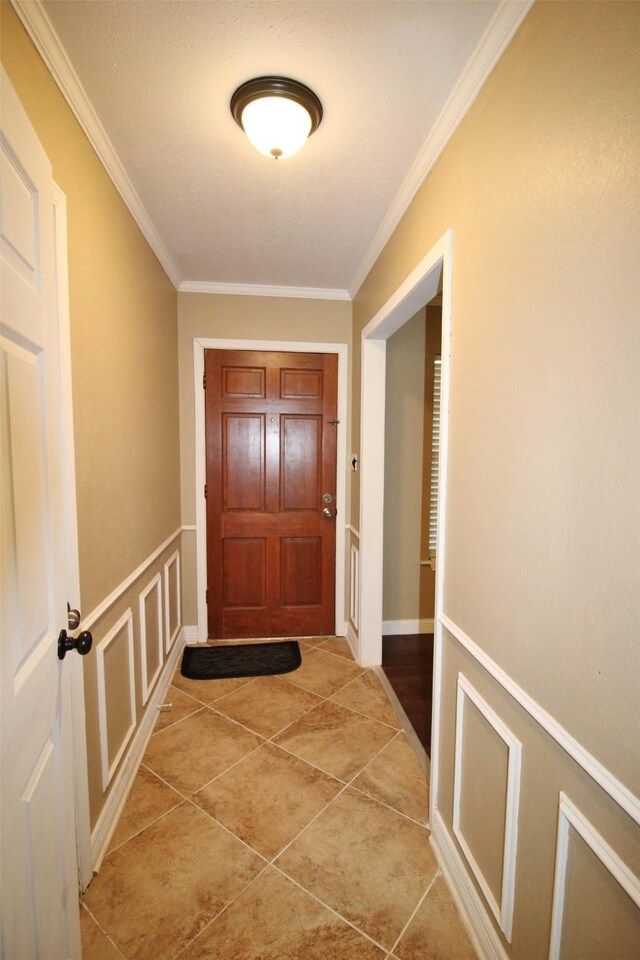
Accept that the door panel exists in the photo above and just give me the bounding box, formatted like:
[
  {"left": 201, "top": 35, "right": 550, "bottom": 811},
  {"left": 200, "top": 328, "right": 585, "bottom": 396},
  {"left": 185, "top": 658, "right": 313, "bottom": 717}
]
[
  {"left": 1, "top": 68, "right": 81, "bottom": 959},
  {"left": 206, "top": 349, "right": 337, "bottom": 638}
]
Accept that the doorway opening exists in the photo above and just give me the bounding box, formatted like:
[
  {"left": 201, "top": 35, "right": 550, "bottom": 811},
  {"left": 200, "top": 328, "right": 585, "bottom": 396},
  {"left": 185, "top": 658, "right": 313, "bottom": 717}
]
[
  {"left": 358, "top": 230, "right": 452, "bottom": 812},
  {"left": 380, "top": 294, "right": 442, "bottom": 755}
]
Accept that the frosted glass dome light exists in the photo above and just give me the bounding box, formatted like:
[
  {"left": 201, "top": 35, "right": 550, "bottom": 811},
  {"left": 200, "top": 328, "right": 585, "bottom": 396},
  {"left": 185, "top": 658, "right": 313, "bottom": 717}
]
[{"left": 231, "top": 77, "right": 323, "bottom": 160}]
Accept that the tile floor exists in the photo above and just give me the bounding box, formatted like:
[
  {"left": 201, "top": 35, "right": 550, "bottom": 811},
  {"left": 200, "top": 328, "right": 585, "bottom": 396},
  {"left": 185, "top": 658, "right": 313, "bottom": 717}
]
[{"left": 80, "top": 636, "right": 476, "bottom": 960}]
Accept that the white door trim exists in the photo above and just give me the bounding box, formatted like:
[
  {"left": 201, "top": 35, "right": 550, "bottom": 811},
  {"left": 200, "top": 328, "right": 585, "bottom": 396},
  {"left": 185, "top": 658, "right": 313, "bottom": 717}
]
[
  {"left": 359, "top": 229, "right": 453, "bottom": 824},
  {"left": 52, "top": 183, "right": 92, "bottom": 891},
  {"left": 192, "top": 338, "right": 348, "bottom": 642}
]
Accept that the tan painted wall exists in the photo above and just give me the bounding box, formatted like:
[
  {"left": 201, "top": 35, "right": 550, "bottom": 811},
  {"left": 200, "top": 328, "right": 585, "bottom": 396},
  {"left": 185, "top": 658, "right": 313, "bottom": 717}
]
[
  {"left": 383, "top": 309, "right": 426, "bottom": 622},
  {"left": 351, "top": 1, "right": 640, "bottom": 953},
  {"left": 177, "top": 292, "right": 352, "bottom": 624},
  {"left": 2, "top": 6, "right": 181, "bottom": 828}
]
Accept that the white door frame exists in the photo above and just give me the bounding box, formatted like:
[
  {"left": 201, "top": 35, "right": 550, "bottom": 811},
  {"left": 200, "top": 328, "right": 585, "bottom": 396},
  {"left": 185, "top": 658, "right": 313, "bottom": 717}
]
[
  {"left": 52, "top": 184, "right": 92, "bottom": 890},
  {"left": 359, "top": 229, "right": 453, "bottom": 818},
  {"left": 193, "top": 338, "right": 349, "bottom": 642}
]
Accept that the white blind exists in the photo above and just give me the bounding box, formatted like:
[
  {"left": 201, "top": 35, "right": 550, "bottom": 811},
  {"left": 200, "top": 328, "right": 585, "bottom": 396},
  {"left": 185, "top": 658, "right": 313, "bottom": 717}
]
[{"left": 428, "top": 356, "right": 442, "bottom": 556}]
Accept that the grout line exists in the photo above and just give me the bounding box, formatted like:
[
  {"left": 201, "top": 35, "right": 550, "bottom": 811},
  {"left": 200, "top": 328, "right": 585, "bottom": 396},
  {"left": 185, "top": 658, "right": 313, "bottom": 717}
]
[
  {"left": 389, "top": 868, "right": 440, "bottom": 956},
  {"left": 270, "top": 862, "right": 393, "bottom": 955},
  {"left": 79, "top": 901, "right": 129, "bottom": 959}
]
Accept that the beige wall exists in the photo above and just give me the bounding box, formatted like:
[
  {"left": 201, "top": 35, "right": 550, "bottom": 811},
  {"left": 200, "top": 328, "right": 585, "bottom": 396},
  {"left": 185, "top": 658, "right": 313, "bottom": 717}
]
[
  {"left": 351, "top": 1, "right": 640, "bottom": 954},
  {"left": 2, "top": 5, "right": 181, "bottom": 829},
  {"left": 383, "top": 309, "right": 426, "bottom": 622},
  {"left": 177, "top": 292, "right": 352, "bottom": 624}
]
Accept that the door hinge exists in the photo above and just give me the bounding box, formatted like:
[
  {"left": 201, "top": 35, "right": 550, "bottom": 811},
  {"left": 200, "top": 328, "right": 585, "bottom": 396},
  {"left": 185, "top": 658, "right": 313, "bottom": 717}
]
[
  {"left": 328, "top": 418, "right": 340, "bottom": 425},
  {"left": 206, "top": 589, "right": 209, "bottom": 604},
  {"left": 203, "top": 372, "right": 206, "bottom": 389},
  {"left": 204, "top": 484, "right": 207, "bottom": 499}
]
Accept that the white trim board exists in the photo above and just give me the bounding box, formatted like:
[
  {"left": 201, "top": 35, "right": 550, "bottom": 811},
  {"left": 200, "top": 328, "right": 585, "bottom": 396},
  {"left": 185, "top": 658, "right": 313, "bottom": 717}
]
[
  {"left": 11, "top": 0, "right": 181, "bottom": 288},
  {"left": 453, "top": 674, "right": 521, "bottom": 942},
  {"left": 163, "top": 550, "right": 181, "bottom": 654},
  {"left": 548, "top": 793, "right": 640, "bottom": 960},
  {"left": 180, "top": 281, "right": 349, "bottom": 301},
  {"left": 139, "top": 573, "right": 163, "bottom": 705},
  {"left": 90, "top": 627, "right": 186, "bottom": 870},
  {"left": 347, "top": 0, "right": 533, "bottom": 297},
  {"left": 193, "top": 338, "right": 348, "bottom": 642},
  {"left": 382, "top": 619, "right": 434, "bottom": 636},
  {"left": 440, "top": 613, "right": 640, "bottom": 828},
  {"left": 82, "top": 527, "right": 182, "bottom": 631}
]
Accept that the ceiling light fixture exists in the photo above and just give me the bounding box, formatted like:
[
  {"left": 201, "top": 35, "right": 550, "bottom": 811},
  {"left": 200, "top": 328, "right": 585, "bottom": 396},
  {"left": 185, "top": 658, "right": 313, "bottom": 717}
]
[{"left": 230, "top": 76, "right": 323, "bottom": 160}]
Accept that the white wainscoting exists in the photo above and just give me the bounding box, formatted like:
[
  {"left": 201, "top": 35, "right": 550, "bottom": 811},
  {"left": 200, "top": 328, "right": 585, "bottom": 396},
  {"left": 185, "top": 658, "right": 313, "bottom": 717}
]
[
  {"left": 82, "top": 527, "right": 182, "bottom": 630},
  {"left": 453, "top": 673, "right": 521, "bottom": 942},
  {"left": 90, "top": 626, "right": 186, "bottom": 870},
  {"left": 440, "top": 613, "right": 640, "bottom": 827},
  {"left": 96, "top": 610, "right": 136, "bottom": 792},
  {"left": 139, "top": 573, "right": 163, "bottom": 704},
  {"left": 163, "top": 549, "right": 181, "bottom": 653},
  {"left": 548, "top": 792, "right": 640, "bottom": 960},
  {"left": 382, "top": 618, "right": 435, "bottom": 635}
]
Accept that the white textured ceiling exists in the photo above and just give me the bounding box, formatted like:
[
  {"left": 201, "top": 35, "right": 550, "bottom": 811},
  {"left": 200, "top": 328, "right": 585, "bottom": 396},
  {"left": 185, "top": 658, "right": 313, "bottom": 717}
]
[{"left": 39, "top": 0, "right": 507, "bottom": 295}]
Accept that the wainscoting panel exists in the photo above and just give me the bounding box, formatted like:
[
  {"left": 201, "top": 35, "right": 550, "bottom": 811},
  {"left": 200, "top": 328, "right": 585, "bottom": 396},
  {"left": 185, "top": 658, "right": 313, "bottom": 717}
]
[
  {"left": 349, "top": 542, "right": 360, "bottom": 630},
  {"left": 96, "top": 610, "right": 136, "bottom": 791},
  {"left": 139, "top": 573, "right": 163, "bottom": 704},
  {"left": 163, "top": 549, "right": 181, "bottom": 652},
  {"left": 431, "top": 619, "right": 640, "bottom": 960},
  {"left": 549, "top": 793, "right": 640, "bottom": 960},
  {"left": 453, "top": 673, "right": 521, "bottom": 942}
]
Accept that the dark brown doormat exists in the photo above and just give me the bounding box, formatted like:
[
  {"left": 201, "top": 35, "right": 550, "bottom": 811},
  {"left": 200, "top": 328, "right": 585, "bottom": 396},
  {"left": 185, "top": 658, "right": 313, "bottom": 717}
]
[{"left": 180, "top": 641, "right": 301, "bottom": 680}]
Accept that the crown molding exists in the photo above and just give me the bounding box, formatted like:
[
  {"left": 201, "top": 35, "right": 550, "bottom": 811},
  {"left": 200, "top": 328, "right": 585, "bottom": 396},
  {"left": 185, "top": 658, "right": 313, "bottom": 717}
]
[
  {"left": 11, "top": 0, "right": 182, "bottom": 289},
  {"left": 179, "top": 280, "right": 351, "bottom": 301},
  {"left": 347, "top": 0, "right": 534, "bottom": 299}
]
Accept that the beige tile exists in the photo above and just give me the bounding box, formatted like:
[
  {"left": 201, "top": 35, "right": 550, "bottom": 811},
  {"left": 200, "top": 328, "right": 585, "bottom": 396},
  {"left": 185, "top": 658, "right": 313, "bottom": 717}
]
[
  {"left": 180, "top": 866, "right": 386, "bottom": 960},
  {"left": 143, "top": 708, "right": 263, "bottom": 795},
  {"left": 107, "top": 765, "right": 183, "bottom": 854},
  {"left": 152, "top": 684, "right": 201, "bottom": 733},
  {"left": 277, "top": 788, "right": 437, "bottom": 950},
  {"left": 213, "top": 675, "right": 322, "bottom": 737},
  {"left": 317, "top": 636, "right": 355, "bottom": 660},
  {"left": 171, "top": 667, "right": 253, "bottom": 704},
  {"left": 331, "top": 670, "right": 402, "bottom": 727},
  {"left": 394, "top": 875, "right": 477, "bottom": 960},
  {"left": 193, "top": 742, "right": 342, "bottom": 859},
  {"left": 83, "top": 802, "right": 265, "bottom": 960},
  {"left": 352, "top": 733, "right": 429, "bottom": 823},
  {"left": 273, "top": 700, "right": 396, "bottom": 781},
  {"left": 280, "top": 647, "right": 364, "bottom": 697},
  {"left": 80, "top": 905, "right": 125, "bottom": 960},
  {"left": 298, "top": 635, "right": 334, "bottom": 646}
]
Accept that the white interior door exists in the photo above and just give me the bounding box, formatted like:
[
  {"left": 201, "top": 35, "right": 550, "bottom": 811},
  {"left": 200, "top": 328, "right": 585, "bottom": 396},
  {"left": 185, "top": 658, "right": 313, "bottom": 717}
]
[{"left": 1, "top": 68, "right": 82, "bottom": 959}]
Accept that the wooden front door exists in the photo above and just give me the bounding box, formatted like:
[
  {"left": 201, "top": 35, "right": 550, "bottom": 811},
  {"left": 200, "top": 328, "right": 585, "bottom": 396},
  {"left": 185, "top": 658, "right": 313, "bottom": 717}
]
[{"left": 205, "top": 349, "right": 338, "bottom": 639}]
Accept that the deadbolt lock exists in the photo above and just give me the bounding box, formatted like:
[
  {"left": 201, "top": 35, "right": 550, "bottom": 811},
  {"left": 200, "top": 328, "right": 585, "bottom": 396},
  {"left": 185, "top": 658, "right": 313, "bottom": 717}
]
[{"left": 322, "top": 493, "right": 333, "bottom": 503}]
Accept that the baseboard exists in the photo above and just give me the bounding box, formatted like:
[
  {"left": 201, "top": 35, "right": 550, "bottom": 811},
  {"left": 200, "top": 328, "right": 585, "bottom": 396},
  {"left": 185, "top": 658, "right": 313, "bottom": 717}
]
[
  {"left": 431, "top": 809, "right": 508, "bottom": 960},
  {"left": 90, "top": 627, "right": 186, "bottom": 871},
  {"left": 382, "top": 618, "right": 434, "bottom": 635},
  {"left": 182, "top": 624, "right": 200, "bottom": 644}
]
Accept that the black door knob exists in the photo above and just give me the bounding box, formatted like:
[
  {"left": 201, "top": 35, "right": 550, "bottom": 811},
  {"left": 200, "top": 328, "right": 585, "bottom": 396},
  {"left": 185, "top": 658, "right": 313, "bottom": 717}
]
[{"left": 58, "top": 629, "right": 93, "bottom": 660}]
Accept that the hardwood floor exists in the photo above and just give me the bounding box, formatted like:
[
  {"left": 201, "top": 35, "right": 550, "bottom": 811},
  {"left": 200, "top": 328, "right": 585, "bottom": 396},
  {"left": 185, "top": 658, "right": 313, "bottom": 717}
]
[{"left": 382, "top": 634, "right": 434, "bottom": 755}]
